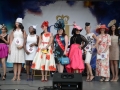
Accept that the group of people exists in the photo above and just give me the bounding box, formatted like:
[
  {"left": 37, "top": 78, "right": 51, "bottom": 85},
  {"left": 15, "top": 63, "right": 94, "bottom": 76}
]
[{"left": 0, "top": 18, "right": 120, "bottom": 82}]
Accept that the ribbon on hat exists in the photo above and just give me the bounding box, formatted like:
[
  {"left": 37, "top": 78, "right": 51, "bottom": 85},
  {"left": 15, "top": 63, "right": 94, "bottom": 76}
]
[
  {"left": 73, "top": 23, "right": 82, "bottom": 30},
  {"left": 32, "top": 25, "right": 37, "bottom": 29}
]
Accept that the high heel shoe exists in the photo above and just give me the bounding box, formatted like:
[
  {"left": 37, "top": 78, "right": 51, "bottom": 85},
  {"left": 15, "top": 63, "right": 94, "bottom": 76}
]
[
  {"left": 2, "top": 74, "right": 6, "bottom": 80},
  {"left": 114, "top": 77, "right": 119, "bottom": 82},
  {"left": 86, "top": 75, "right": 90, "bottom": 81},
  {"left": 30, "top": 74, "right": 34, "bottom": 81},
  {"left": 88, "top": 75, "right": 94, "bottom": 82},
  {"left": 100, "top": 78, "right": 105, "bottom": 82}
]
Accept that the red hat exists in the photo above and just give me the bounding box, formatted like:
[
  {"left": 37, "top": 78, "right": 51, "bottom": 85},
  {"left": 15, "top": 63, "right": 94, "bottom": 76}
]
[
  {"left": 41, "top": 21, "right": 49, "bottom": 28},
  {"left": 96, "top": 24, "right": 108, "bottom": 33}
]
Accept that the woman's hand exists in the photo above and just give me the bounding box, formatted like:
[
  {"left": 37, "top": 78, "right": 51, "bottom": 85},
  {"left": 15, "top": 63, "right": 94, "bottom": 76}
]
[
  {"left": 63, "top": 51, "right": 67, "bottom": 55},
  {"left": 41, "top": 47, "right": 47, "bottom": 51},
  {"left": 17, "top": 46, "right": 23, "bottom": 49},
  {"left": 25, "top": 50, "right": 30, "bottom": 55},
  {"left": 97, "top": 51, "right": 101, "bottom": 55},
  {"left": 29, "top": 43, "right": 36, "bottom": 47}
]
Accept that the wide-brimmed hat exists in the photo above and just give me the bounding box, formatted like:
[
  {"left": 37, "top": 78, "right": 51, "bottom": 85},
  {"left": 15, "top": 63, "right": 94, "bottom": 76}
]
[
  {"left": 41, "top": 21, "right": 49, "bottom": 28},
  {"left": 108, "top": 19, "right": 116, "bottom": 27},
  {"left": 73, "top": 23, "right": 83, "bottom": 31},
  {"left": 96, "top": 24, "right": 108, "bottom": 33},
  {"left": 54, "top": 19, "right": 65, "bottom": 30}
]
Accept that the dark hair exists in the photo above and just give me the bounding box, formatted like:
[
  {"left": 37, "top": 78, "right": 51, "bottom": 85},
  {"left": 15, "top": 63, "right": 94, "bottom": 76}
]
[
  {"left": 108, "top": 24, "right": 119, "bottom": 36},
  {"left": 13, "top": 23, "right": 24, "bottom": 33},
  {"left": 41, "top": 27, "right": 49, "bottom": 36},
  {"left": 29, "top": 26, "right": 36, "bottom": 34},
  {"left": 72, "top": 28, "right": 81, "bottom": 35},
  {"left": 57, "top": 29, "right": 66, "bottom": 36},
  {"left": 2, "top": 26, "right": 8, "bottom": 32}
]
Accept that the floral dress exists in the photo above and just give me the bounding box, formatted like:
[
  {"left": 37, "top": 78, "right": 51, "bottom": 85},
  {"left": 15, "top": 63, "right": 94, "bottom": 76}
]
[
  {"left": 96, "top": 34, "right": 111, "bottom": 77},
  {"left": 31, "top": 33, "right": 56, "bottom": 71},
  {"left": 54, "top": 35, "right": 65, "bottom": 64}
]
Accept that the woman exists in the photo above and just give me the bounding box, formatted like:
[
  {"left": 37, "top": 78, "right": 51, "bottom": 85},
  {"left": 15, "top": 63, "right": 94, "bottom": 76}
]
[
  {"left": 31, "top": 21, "right": 56, "bottom": 82},
  {"left": 96, "top": 24, "right": 111, "bottom": 82},
  {"left": 66, "top": 23, "right": 88, "bottom": 73},
  {"left": 53, "top": 19, "right": 69, "bottom": 73},
  {"left": 84, "top": 22, "right": 98, "bottom": 81},
  {"left": 7, "top": 18, "right": 26, "bottom": 81},
  {"left": 108, "top": 20, "right": 119, "bottom": 81},
  {"left": 24, "top": 26, "right": 39, "bottom": 80},
  {"left": 0, "top": 25, "right": 9, "bottom": 80}
]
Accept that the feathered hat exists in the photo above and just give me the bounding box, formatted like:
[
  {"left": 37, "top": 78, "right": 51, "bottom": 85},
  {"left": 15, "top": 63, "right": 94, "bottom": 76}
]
[
  {"left": 73, "top": 22, "right": 83, "bottom": 31},
  {"left": 41, "top": 21, "right": 49, "bottom": 28},
  {"left": 0, "top": 24, "right": 5, "bottom": 29},
  {"left": 16, "top": 18, "right": 22, "bottom": 23},
  {"left": 54, "top": 19, "right": 65, "bottom": 30}
]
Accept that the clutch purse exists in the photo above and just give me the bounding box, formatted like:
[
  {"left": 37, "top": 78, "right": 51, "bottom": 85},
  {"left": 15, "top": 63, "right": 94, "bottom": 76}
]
[
  {"left": 58, "top": 55, "right": 70, "bottom": 65},
  {"left": 41, "top": 49, "right": 49, "bottom": 54}
]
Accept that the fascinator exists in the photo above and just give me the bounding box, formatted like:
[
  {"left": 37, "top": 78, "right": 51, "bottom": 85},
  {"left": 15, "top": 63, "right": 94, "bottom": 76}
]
[
  {"left": 41, "top": 21, "right": 49, "bottom": 28},
  {"left": 16, "top": 18, "right": 22, "bottom": 23},
  {"left": 73, "top": 22, "right": 83, "bottom": 31},
  {"left": 54, "top": 19, "right": 65, "bottom": 30},
  {"left": 85, "top": 22, "right": 90, "bottom": 26},
  {"left": 108, "top": 19, "right": 116, "bottom": 27}
]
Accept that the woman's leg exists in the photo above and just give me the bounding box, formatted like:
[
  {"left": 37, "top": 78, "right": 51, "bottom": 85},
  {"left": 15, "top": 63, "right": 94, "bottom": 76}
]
[
  {"left": 26, "top": 61, "right": 30, "bottom": 79},
  {"left": 41, "top": 70, "right": 44, "bottom": 81},
  {"left": 58, "top": 64, "right": 64, "bottom": 73},
  {"left": 12, "top": 63, "right": 17, "bottom": 81},
  {"left": 45, "top": 71, "right": 48, "bottom": 81},
  {"left": 114, "top": 60, "right": 119, "bottom": 81},
  {"left": 110, "top": 60, "right": 115, "bottom": 81},
  {"left": 17, "top": 63, "right": 22, "bottom": 80},
  {"left": 1, "top": 58, "right": 6, "bottom": 80},
  {"left": 86, "top": 63, "right": 94, "bottom": 81}
]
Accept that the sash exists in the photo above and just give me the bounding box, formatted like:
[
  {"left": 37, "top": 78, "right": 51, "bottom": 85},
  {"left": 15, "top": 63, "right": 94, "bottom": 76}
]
[{"left": 55, "top": 35, "right": 65, "bottom": 51}]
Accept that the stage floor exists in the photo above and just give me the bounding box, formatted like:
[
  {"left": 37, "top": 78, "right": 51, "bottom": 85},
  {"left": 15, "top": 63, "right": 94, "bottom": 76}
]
[{"left": 0, "top": 68, "right": 120, "bottom": 90}]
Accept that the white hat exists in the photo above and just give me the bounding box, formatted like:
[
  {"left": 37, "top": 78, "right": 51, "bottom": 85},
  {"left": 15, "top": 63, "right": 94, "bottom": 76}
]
[
  {"left": 16, "top": 18, "right": 22, "bottom": 23},
  {"left": 32, "top": 25, "right": 37, "bottom": 29}
]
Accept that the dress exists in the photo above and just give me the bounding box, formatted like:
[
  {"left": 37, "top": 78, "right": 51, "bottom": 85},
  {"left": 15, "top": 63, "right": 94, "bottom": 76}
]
[
  {"left": 85, "top": 33, "right": 94, "bottom": 63},
  {"left": 7, "top": 30, "right": 25, "bottom": 63},
  {"left": 54, "top": 35, "right": 65, "bottom": 64},
  {"left": 109, "top": 35, "right": 119, "bottom": 60},
  {"left": 31, "top": 33, "right": 56, "bottom": 71},
  {"left": 66, "top": 34, "right": 88, "bottom": 73},
  {"left": 0, "top": 34, "right": 8, "bottom": 58},
  {"left": 25, "top": 34, "right": 37, "bottom": 60},
  {"left": 96, "top": 34, "right": 111, "bottom": 77}
]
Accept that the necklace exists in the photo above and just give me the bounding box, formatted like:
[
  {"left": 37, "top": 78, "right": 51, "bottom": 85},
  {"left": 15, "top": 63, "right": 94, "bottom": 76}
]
[{"left": 1, "top": 33, "right": 7, "bottom": 37}]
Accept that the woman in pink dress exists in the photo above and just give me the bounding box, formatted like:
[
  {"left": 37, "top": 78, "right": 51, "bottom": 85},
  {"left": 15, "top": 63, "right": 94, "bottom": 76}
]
[
  {"left": 66, "top": 23, "right": 88, "bottom": 73},
  {"left": 96, "top": 24, "right": 111, "bottom": 82},
  {"left": 0, "top": 25, "right": 9, "bottom": 80}
]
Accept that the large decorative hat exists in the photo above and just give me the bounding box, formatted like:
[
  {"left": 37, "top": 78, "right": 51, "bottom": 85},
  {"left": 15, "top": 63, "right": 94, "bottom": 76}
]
[
  {"left": 108, "top": 19, "right": 116, "bottom": 27},
  {"left": 41, "top": 21, "right": 49, "bottom": 28},
  {"left": 73, "top": 22, "right": 83, "bottom": 31},
  {"left": 54, "top": 19, "right": 65, "bottom": 30},
  {"left": 85, "top": 22, "right": 90, "bottom": 26},
  {"left": 16, "top": 18, "right": 22, "bottom": 23},
  {"left": 0, "top": 24, "right": 5, "bottom": 29},
  {"left": 96, "top": 24, "right": 108, "bottom": 33}
]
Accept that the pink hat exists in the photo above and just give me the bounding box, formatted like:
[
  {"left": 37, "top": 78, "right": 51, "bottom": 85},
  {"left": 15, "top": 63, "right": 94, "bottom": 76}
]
[
  {"left": 96, "top": 24, "right": 108, "bottom": 33},
  {"left": 73, "top": 23, "right": 83, "bottom": 31}
]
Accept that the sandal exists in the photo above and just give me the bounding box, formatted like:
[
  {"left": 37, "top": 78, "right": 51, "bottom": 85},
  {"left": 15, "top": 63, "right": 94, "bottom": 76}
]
[
  {"left": 89, "top": 75, "right": 94, "bottom": 82},
  {"left": 100, "top": 78, "right": 105, "bottom": 82},
  {"left": 2, "top": 74, "right": 6, "bottom": 80},
  {"left": 86, "top": 75, "right": 90, "bottom": 81}
]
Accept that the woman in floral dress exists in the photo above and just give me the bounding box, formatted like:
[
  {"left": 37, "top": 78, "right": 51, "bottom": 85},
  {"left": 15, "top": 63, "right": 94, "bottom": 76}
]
[
  {"left": 31, "top": 21, "right": 56, "bottom": 82},
  {"left": 96, "top": 24, "right": 111, "bottom": 82}
]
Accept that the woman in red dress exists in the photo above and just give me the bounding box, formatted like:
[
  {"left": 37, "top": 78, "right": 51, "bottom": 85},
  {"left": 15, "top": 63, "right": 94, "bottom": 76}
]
[{"left": 66, "top": 23, "right": 88, "bottom": 73}]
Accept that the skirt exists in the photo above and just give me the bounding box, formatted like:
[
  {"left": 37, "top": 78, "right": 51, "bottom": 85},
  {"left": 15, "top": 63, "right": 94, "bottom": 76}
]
[
  {"left": 66, "top": 44, "right": 85, "bottom": 73},
  {"left": 0, "top": 43, "right": 8, "bottom": 58}
]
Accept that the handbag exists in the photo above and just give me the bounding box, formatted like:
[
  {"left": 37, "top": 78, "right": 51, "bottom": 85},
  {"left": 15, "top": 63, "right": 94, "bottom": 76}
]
[
  {"left": 41, "top": 49, "right": 49, "bottom": 54},
  {"left": 58, "top": 55, "right": 70, "bottom": 65}
]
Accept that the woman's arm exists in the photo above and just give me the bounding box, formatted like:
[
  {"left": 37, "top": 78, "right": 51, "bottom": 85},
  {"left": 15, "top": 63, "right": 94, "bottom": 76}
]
[
  {"left": 92, "top": 34, "right": 98, "bottom": 48},
  {"left": 64, "top": 35, "right": 69, "bottom": 53},
  {"left": 9, "top": 31, "right": 14, "bottom": 48},
  {"left": 23, "top": 34, "right": 27, "bottom": 51},
  {"left": 46, "top": 33, "right": 53, "bottom": 49},
  {"left": 1, "top": 34, "right": 10, "bottom": 44},
  {"left": 80, "top": 35, "right": 89, "bottom": 49}
]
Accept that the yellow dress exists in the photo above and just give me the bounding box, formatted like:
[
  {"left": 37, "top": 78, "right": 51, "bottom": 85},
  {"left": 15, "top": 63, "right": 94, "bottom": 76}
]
[{"left": 31, "top": 33, "right": 56, "bottom": 71}]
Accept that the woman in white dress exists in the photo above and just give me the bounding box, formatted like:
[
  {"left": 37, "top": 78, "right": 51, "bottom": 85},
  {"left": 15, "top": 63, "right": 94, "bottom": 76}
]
[
  {"left": 7, "top": 18, "right": 26, "bottom": 81},
  {"left": 84, "top": 22, "right": 98, "bottom": 81},
  {"left": 24, "top": 26, "right": 39, "bottom": 80}
]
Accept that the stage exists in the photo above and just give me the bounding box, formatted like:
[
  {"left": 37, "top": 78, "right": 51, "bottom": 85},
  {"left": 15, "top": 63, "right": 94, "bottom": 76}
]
[{"left": 0, "top": 68, "right": 120, "bottom": 90}]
